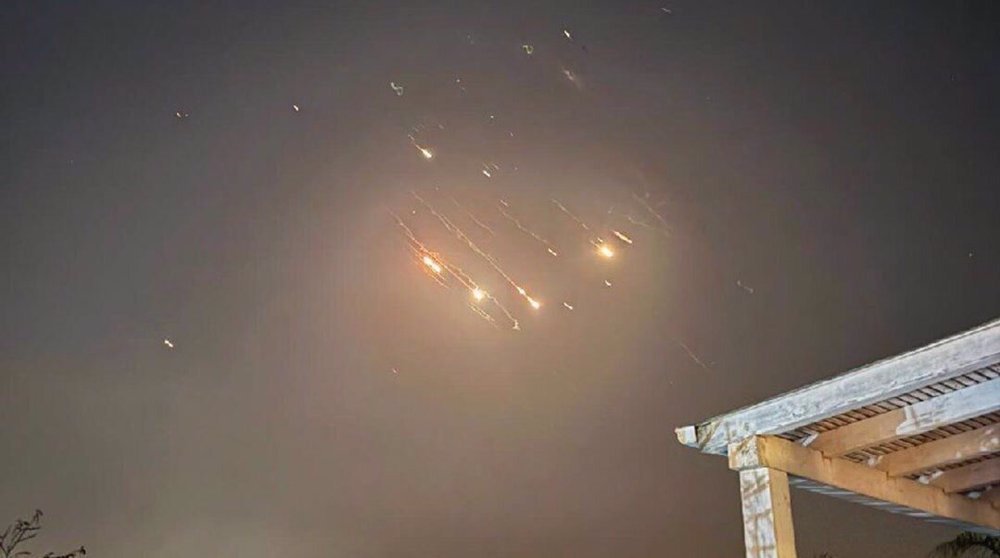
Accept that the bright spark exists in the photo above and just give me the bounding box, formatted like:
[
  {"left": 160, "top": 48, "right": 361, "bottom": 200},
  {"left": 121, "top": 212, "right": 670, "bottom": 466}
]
[
  {"left": 292, "top": 104, "right": 300, "bottom": 112},
  {"left": 389, "top": 81, "right": 404, "bottom": 96},
  {"left": 472, "top": 288, "right": 486, "bottom": 301},
  {"left": 529, "top": 297, "right": 541, "bottom": 310},
  {"left": 522, "top": 44, "right": 534, "bottom": 55},
  {"left": 562, "top": 302, "right": 574, "bottom": 310},
  {"left": 563, "top": 29, "right": 573, "bottom": 40},
  {"left": 419, "top": 146, "right": 434, "bottom": 159},
  {"left": 604, "top": 279, "right": 612, "bottom": 287},
  {"left": 547, "top": 248, "right": 558, "bottom": 257},
  {"left": 598, "top": 244, "right": 615, "bottom": 258},
  {"left": 422, "top": 255, "right": 443, "bottom": 274},
  {"left": 163, "top": 338, "right": 174, "bottom": 348}
]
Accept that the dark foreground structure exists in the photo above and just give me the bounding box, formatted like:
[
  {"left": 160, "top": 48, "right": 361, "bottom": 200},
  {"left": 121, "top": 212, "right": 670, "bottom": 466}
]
[{"left": 677, "top": 319, "right": 1000, "bottom": 557}]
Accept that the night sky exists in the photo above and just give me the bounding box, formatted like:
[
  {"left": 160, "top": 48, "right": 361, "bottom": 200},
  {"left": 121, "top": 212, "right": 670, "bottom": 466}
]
[{"left": 3, "top": 2, "right": 1000, "bottom": 556}]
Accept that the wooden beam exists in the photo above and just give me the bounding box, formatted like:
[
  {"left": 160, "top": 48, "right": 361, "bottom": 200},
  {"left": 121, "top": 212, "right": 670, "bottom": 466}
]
[
  {"left": 932, "top": 461, "right": 1000, "bottom": 494},
  {"left": 739, "top": 467, "right": 798, "bottom": 558},
  {"left": 809, "top": 381, "right": 1000, "bottom": 456},
  {"left": 729, "top": 436, "right": 1000, "bottom": 530},
  {"left": 679, "top": 319, "right": 1000, "bottom": 454},
  {"left": 981, "top": 488, "right": 1000, "bottom": 510},
  {"left": 877, "top": 426, "right": 999, "bottom": 477}
]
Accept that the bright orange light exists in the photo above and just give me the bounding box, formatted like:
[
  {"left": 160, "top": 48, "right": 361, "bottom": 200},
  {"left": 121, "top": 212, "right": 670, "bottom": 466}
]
[
  {"left": 422, "top": 255, "right": 442, "bottom": 273},
  {"left": 472, "top": 288, "right": 485, "bottom": 301},
  {"left": 598, "top": 244, "right": 615, "bottom": 258},
  {"left": 528, "top": 297, "right": 541, "bottom": 309}
]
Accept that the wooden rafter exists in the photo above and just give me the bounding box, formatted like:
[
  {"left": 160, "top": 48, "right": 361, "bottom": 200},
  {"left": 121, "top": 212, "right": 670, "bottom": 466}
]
[
  {"left": 728, "top": 436, "right": 1000, "bottom": 530},
  {"left": 931, "top": 461, "right": 1000, "bottom": 494},
  {"left": 876, "top": 426, "right": 999, "bottom": 476}
]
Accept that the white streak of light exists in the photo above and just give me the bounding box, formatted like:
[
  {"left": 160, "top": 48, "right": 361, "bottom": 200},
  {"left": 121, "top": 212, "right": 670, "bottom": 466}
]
[{"left": 611, "top": 230, "right": 633, "bottom": 245}]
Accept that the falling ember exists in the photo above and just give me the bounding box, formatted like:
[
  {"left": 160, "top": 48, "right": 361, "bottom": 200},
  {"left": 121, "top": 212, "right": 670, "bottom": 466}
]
[
  {"left": 528, "top": 297, "right": 541, "bottom": 310},
  {"left": 471, "top": 288, "right": 486, "bottom": 301},
  {"left": 522, "top": 44, "right": 534, "bottom": 55},
  {"left": 482, "top": 168, "right": 491, "bottom": 178},
  {"left": 547, "top": 248, "right": 558, "bottom": 257},
  {"left": 389, "top": 81, "right": 404, "bottom": 96},
  {"left": 422, "top": 255, "right": 443, "bottom": 274},
  {"left": 598, "top": 244, "right": 615, "bottom": 258},
  {"left": 604, "top": 279, "right": 612, "bottom": 287},
  {"left": 419, "top": 146, "right": 434, "bottom": 159},
  {"left": 163, "top": 338, "right": 174, "bottom": 348},
  {"left": 562, "top": 302, "right": 574, "bottom": 310},
  {"left": 292, "top": 104, "right": 300, "bottom": 112},
  {"left": 611, "top": 230, "right": 633, "bottom": 245},
  {"left": 563, "top": 29, "right": 573, "bottom": 40}
]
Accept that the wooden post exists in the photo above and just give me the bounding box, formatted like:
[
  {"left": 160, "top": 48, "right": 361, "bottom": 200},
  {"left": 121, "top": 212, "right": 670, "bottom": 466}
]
[{"left": 739, "top": 467, "right": 797, "bottom": 558}]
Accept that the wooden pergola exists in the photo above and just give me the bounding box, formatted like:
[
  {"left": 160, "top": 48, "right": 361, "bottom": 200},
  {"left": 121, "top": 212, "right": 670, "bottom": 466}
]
[{"left": 676, "top": 319, "right": 1000, "bottom": 557}]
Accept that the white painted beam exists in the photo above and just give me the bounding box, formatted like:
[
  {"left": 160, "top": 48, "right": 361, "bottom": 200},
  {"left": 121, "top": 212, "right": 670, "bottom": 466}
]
[
  {"left": 680, "top": 319, "right": 1000, "bottom": 455},
  {"left": 809, "top": 381, "right": 1000, "bottom": 456},
  {"left": 877, "top": 426, "right": 999, "bottom": 477},
  {"left": 739, "top": 467, "right": 798, "bottom": 558},
  {"left": 729, "top": 436, "right": 1000, "bottom": 530}
]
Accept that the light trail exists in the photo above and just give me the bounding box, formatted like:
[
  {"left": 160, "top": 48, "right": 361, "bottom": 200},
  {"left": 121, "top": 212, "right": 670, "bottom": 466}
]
[
  {"left": 611, "top": 230, "right": 633, "bottom": 245},
  {"left": 497, "top": 202, "right": 559, "bottom": 256},
  {"left": 450, "top": 196, "right": 495, "bottom": 237},
  {"left": 632, "top": 192, "right": 671, "bottom": 234},
  {"left": 407, "top": 195, "right": 538, "bottom": 320},
  {"left": 677, "top": 340, "right": 711, "bottom": 371},
  {"left": 551, "top": 198, "right": 592, "bottom": 232},
  {"left": 391, "top": 210, "right": 516, "bottom": 326}
]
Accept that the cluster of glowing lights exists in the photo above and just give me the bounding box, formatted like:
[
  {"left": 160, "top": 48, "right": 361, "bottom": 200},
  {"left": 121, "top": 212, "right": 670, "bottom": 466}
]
[{"left": 400, "top": 192, "right": 633, "bottom": 329}]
